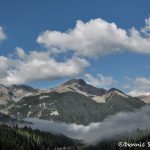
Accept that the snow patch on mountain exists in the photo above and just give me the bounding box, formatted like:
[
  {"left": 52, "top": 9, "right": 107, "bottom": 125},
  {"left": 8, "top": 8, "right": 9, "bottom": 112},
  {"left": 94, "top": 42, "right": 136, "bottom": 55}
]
[
  {"left": 50, "top": 110, "right": 59, "bottom": 116},
  {"left": 39, "top": 95, "right": 49, "bottom": 100}
]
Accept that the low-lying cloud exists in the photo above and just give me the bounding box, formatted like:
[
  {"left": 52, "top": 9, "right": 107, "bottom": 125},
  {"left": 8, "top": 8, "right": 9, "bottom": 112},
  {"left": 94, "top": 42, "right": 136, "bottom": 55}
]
[{"left": 25, "top": 105, "right": 150, "bottom": 145}]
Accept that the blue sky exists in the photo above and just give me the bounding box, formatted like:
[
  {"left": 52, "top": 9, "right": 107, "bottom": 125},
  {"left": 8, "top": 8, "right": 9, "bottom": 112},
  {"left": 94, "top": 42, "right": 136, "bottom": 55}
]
[{"left": 0, "top": 0, "right": 150, "bottom": 96}]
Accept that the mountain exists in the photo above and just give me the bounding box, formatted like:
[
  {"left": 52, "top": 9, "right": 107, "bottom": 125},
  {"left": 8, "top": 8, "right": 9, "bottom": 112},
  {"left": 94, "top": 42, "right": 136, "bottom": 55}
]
[
  {"left": 0, "top": 84, "right": 15, "bottom": 105},
  {"left": 0, "top": 84, "right": 39, "bottom": 104},
  {"left": 45, "top": 79, "right": 131, "bottom": 103},
  {"left": 0, "top": 84, "right": 39, "bottom": 114},
  {"left": 11, "top": 84, "right": 38, "bottom": 92},
  {"left": 0, "top": 112, "right": 13, "bottom": 122},
  {"left": 6, "top": 79, "right": 146, "bottom": 125},
  {"left": 10, "top": 84, "right": 39, "bottom": 101},
  {"left": 0, "top": 112, "right": 24, "bottom": 124},
  {"left": 138, "top": 95, "right": 150, "bottom": 104},
  {"left": 46, "top": 78, "right": 110, "bottom": 103},
  {"left": 62, "top": 79, "right": 106, "bottom": 95}
]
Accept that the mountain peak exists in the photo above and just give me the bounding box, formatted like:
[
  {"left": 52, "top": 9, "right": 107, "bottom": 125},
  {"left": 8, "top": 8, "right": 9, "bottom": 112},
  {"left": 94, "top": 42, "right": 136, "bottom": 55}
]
[
  {"left": 107, "top": 88, "right": 129, "bottom": 99},
  {"left": 107, "top": 88, "right": 123, "bottom": 93},
  {"left": 11, "top": 84, "right": 37, "bottom": 92},
  {"left": 62, "top": 79, "right": 87, "bottom": 86}
]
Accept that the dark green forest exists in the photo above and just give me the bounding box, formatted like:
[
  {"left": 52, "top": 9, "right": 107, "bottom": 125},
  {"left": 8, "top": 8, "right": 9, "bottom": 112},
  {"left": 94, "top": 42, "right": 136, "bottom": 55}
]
[
  {"left": 0, "top": 124, "right": 81, "bottom": 150},
  {"left": 86, "top": 129, "right": 150, "bottom": 150},
  {"left": 0, "top": 124, "right": 150, "bottom": 150}
]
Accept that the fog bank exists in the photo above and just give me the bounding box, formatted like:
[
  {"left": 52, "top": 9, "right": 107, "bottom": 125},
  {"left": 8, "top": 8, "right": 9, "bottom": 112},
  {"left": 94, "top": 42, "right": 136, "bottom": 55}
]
[{"left": 25, "top": 105, "right": 150, "bottom": 144}]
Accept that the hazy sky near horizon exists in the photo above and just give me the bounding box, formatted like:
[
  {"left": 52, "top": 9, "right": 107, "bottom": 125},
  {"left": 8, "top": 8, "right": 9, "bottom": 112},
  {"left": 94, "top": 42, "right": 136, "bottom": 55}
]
[{"left": 0, "top": 0, "right": 150, "bottom": 96}]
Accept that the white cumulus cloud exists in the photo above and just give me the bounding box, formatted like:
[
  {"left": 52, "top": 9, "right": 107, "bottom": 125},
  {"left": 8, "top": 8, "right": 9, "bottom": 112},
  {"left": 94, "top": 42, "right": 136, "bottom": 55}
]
[
  {"left": 37, "top": 18, "right": 150, "bottom": 57},
  {"left": 141, "top": 16, "right": 150, "bottom": 37},
  {"left": 128, "top": 77, "right": 150, "bottom": 96},
  {"left": 0, "top": 26, "right": 6, "bottom": 42},
  {"left": 84, "top": 73, "right": 115, "bottom": 89},
  {"left": 0, "top": 48, "right": 89, "bottom": 85}
]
